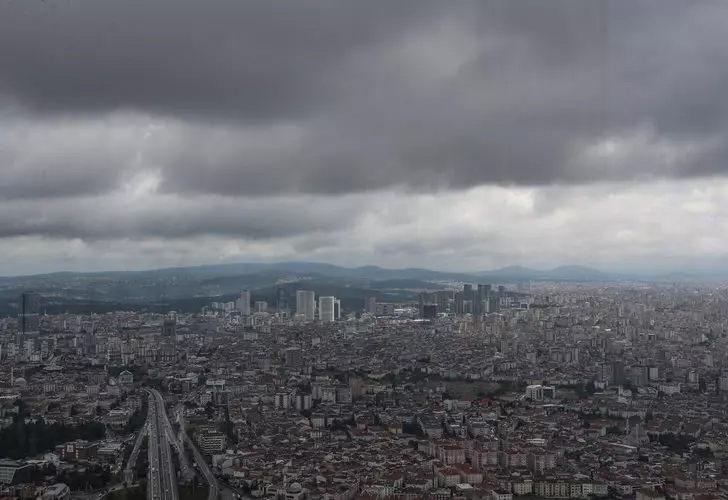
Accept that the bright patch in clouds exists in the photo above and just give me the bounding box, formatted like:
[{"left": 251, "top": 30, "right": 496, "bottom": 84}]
[{"left": 0, "top": 178, "right": 727, "bottom": 275}]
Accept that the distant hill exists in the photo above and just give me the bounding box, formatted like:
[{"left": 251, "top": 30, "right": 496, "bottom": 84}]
[
  {"left": 0, "top": 260, "right": 651, "bottom": 315},
  {"left": 0, "top": 260, "right": 627, "bottom": 289}
]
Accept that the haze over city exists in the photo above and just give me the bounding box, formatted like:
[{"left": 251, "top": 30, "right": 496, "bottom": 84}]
[{"left": 5, "top": 3, "right": 728, "bottom": 500}]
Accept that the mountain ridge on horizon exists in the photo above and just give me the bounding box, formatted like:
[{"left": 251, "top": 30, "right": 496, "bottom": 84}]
[
  {"left": 0, "top": 259, "right": 718, "bottom": 282},
  {"left": 0, "top": 260, "right": 609, "bottom": 280},
  {"left": 0, "top": 260, "right": 724, "bottom": 317}
]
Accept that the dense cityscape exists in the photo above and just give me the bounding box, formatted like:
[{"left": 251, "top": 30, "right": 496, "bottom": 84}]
[
  {"left": 2, "top": 275, "right": 728, "bottom": 500},
  {"left": 3, "top": 0, "right": 728, "bottom": 499}
]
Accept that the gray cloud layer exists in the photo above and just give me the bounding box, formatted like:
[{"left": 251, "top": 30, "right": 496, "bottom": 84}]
[
  {"left": 2, "top": 1, "right": 728, "bottom": 198},
  {"left": 1, "top": 1, "right": 728, "bottom": 273}
]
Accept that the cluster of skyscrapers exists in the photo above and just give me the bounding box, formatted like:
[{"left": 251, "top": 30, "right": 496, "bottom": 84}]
[
  {"left": 417, "top": 283, "right": 512, "bottom": 319},
  {"left": 211, "top": 289, "right": 340, "bottom": 323},
  {"left": 295, "top": 290, "right": 340, "bottom": 322}
]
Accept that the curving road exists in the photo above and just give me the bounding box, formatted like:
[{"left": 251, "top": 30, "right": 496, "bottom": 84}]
[
  {"left": 175, "top": 404, "right": 220, "bottom": 500},
  {"left": 124, "top": 420, "right": 148, "bottom": 484}
]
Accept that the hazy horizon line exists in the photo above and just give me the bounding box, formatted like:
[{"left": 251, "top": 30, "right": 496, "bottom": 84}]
[{"left": 2, "top": 258, "right": 726, "bottom": 280}]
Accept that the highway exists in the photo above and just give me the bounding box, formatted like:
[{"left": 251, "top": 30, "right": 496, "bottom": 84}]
[
  {"left": 123, "top": 388, "right": 205, "bottom": 500},
  {"left": 175, "top": 404, "right": 220, "bottom": 500},
  {"left": 145, "top": 390, "right": 180, "bottom": 500},
  {"left": 146, "top": 399, "right": 163, "bottom": 500},
  {"left": 124, "top": 420, "right": 148, "bottom": 484},
  {"left": 149, "top": 389, "right": 194, "bottom": 481}
]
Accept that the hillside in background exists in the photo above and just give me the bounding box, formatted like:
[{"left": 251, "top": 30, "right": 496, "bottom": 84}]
[{"left": 0, "top": 260, "right": 696, "bottom": 315}]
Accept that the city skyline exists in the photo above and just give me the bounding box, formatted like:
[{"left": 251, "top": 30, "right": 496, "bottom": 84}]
[{"left": 4, "top": 2, "right": 728, "bottom": 499}]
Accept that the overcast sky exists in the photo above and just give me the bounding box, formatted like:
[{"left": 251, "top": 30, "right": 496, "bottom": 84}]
[{"left": 2, "top": 0, "right": 728, "bottom": 276}]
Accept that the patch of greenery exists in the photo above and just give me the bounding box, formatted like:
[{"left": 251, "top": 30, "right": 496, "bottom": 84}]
[{"left": 0, "top": 413, "right": 105, "bottom": 459}]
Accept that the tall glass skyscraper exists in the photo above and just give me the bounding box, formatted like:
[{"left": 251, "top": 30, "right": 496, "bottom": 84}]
[
  {"left": 296, "top": 290, "right": 316, "bottom": 321},
  {"left": 18, "top": 291, "right": 41, "bottom": 341}
]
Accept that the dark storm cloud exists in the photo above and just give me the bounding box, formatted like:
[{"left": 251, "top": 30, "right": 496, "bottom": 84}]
[
  {"left": 2, "top": 0, "right": 728, "bottom": 197},
  {"left": 0, "top": 0, "right": 441, "bottom": 119}
]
